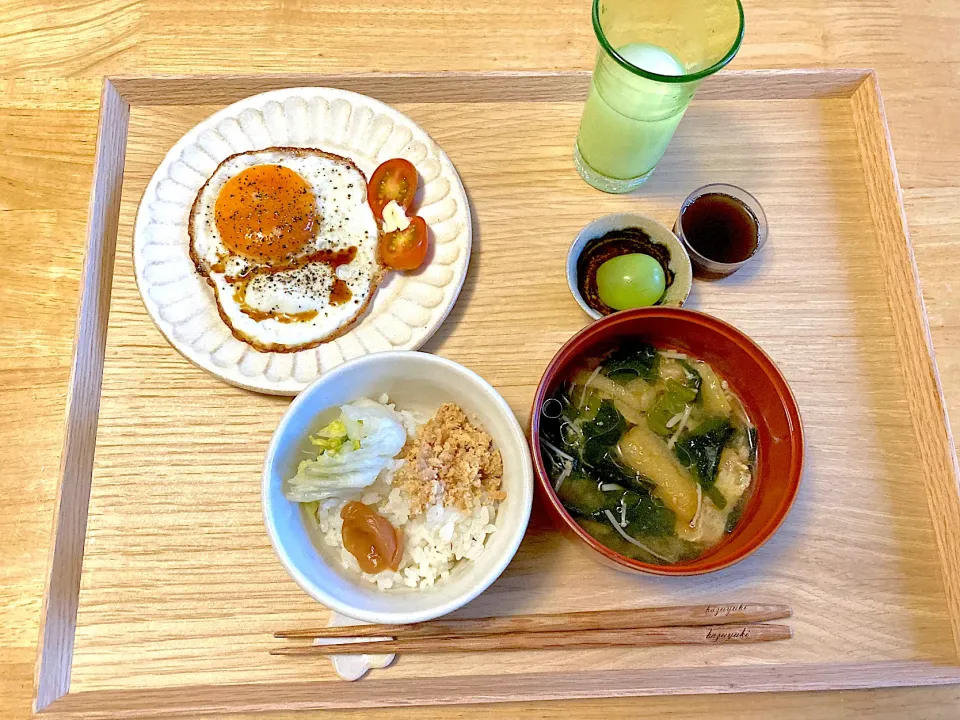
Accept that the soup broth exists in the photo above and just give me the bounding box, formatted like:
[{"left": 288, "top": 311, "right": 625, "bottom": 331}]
[{"left": 539, "top": 343, "right": 756, "bottom": 565}]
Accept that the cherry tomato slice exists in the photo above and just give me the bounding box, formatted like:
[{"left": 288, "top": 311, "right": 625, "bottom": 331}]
[
  {"left": 379, "top": 215, "right": 428, "bottom": 271},
  {"left": 367, "top": 158, "right": 418, "bottom": 219}
]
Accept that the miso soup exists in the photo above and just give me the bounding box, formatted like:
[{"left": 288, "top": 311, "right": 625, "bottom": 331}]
[{"left": 539, "top": 343, "right": 756, "bottom": 565}]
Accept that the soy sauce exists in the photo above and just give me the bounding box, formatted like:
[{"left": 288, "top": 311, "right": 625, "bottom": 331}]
[{"left": 680, "top": 193, "right": 759, "bottom": 264}]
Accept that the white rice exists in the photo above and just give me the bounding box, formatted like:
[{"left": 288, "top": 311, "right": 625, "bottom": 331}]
[{"left": 308, "top": 395, "right": 500, "bottom": 589}]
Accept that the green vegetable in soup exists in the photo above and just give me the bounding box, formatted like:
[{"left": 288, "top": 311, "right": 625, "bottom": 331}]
[
  {"left": 725, "top": 492, "right": 749, "bottom": 534},
  {"left": 592, "top": 451, "right": 644, "bottom": 490},
  {"left": 673, "top": 417, "right": 735, "bottom": 490},
  {"left": 581, "top": 400, "right": 627, "bottom": 468},
  {"left": 647, "top": 377, "right": 700, "bottom": 435},
  {"left": 577, "top": 519, "right": 648, "bottom": 561},
  {"left": 581, "top": 392, "right": 603, "bottom": 420},
  {"left": 621, "top": 490, "right": 676, "bottom": 537},
  {"left": 556, "top": 473, "right": 619, "bottom": 516},
  {"left": 603, "top": 343, "right": 660, "bottom": 382},
  {"left": 631, "top": 534, "right": 697, "bottom": 564},
  {"left": 706, "top": 486, "right": 728, "bottom": 510},
  {"left": 679, "top": 360, "right": 702, "bottom": 391},
  {"left": 576, "top": 518, "right": 688, "bottom": 564},
  {"left": 582, "top": 437, "right": 609, "bottom": 468},
  {"left": 582, "top": 399, "right": 626, "bottom": 440},
  {"left": 672, "top": 377, "right": 700, "bottom": 403}
]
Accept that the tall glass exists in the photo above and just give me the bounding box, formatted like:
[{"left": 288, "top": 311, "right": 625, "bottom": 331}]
[{"left": 575, "top": 0, "right": 745, "bottom": 193}]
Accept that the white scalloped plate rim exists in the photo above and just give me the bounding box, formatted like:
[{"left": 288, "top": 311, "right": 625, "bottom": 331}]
[{"left": 133, "top": 86, "right": 472, "bottom": 395}]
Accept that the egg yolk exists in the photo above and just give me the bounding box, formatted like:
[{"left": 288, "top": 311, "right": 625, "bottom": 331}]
[{"left": 214, "top": 165, "right": 317, "bottom": 264}]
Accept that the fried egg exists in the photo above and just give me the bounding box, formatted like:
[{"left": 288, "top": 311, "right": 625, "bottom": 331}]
[{"left": 189, "top": 147, "right": 384, "bottom": 353}]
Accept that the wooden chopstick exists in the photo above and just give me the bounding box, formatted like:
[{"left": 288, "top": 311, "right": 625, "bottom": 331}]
[
  {"left": 275, "top": 603, "right": 791, "bottom": 640},
  {"left": 271, "top": 623, "right": 792, "bottom": 655}
]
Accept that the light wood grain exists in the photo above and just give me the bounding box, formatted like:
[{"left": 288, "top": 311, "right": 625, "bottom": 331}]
[
  {"left": 3, "top": 2, "right": 960, "bottom": 719},
  {"left": 850, "top": 73, "right": 960, "bottom": 657},
  {"left": 26, "top": 71, "right": 954, "bottom": 716},
  {"left": 34, "top": 661, "right": 960, "bottom": 718},
  {"left": 33, "top": 79, "right": 128, "bottom": 714},
  {"left": 159, "top": 688, "right": 960, "bottom": 720},
  {"left": 107, "top": 68, "right": 872, "bottom": 106}
]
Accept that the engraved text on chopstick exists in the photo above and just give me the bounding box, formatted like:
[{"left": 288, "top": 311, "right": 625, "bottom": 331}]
[{"left": 705, "top": 603, "right": 750, "bottom": 617}]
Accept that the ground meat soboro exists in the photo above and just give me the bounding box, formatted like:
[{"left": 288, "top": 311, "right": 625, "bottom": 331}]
[{"left": 394, "top": 403, "right": 506, "bottom": 515}]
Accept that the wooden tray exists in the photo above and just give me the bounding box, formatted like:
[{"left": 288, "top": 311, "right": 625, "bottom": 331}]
[{"left": 34, "top": 70, "right": 960, "bottom": 717}]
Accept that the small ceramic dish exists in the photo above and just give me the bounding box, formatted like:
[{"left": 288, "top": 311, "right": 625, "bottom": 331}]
[
  {"left": 566, "top": 213, "right": 693, "bottom": 320},
  {"left": 262, "top": 351, "right": 533, "bottom": 624},
  {"left": 530, "top": 308, "right": 804, "bottom": 576}
]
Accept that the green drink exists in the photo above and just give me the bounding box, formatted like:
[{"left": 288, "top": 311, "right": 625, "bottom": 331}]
[
  {"left": 575, "top": 0, "right": 745, "bottom": 193},
  {"left": 577, "top": 43, "right": 690, "bottom": 185}
]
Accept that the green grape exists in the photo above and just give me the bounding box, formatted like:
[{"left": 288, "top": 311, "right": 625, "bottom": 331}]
[{"left": 596, "top": 254, "right": 666, "bottom": 310}]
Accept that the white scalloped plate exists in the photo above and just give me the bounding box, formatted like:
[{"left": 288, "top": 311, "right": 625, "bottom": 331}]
[{"left": 133, "top": 87, "right": 472, "bottom": 395}]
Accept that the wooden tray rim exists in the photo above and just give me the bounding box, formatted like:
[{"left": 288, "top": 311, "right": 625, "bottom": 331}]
[{"left": 32, "top": 68, "right": 960, "bottom": 717}]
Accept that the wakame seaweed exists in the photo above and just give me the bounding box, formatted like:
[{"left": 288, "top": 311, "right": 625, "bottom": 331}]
[
  {"left": 603, "top": 343, "right": 659, "bottom": 381},
  {"left": 673, "top": 417, "right": 734, "bottom": 489},
  {"left": 556, "top": 473, "right": 619, "bottom": 516},
  {"left": 725, "top": 492, "right": 749, "bottom": 533},
  {"left": 581, "top": 400, "right": 626, "bottom": 469},
  {"left": 592, "top": 450, "right": 654, "bottom": 495},
  {"left": 679, "top": 360, "right": 702, "bottom": 392},
  {"left": 621, "top": 490, "right": 676, "bottom": 537},
  {"left": 582, "top": 399, "right": 626, "bottom": 439}
]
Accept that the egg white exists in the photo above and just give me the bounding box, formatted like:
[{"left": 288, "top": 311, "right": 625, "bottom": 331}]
[{"left": 189, "top": 148, "right": 384, "bottom": 352}]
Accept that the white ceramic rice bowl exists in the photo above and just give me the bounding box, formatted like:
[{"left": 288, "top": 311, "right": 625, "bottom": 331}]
[{"left": 262, "top": 351, "right": 533, "bottom": 624}]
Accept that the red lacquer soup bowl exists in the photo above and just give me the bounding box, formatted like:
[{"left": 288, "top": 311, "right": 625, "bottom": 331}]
[{"left": 530, "top": 308, "right": 804, "bottom": 576}]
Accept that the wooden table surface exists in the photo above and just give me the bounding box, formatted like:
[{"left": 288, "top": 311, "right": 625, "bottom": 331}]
[{"left": 1, "top": 1, "right": 958, "bottom": 718}]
